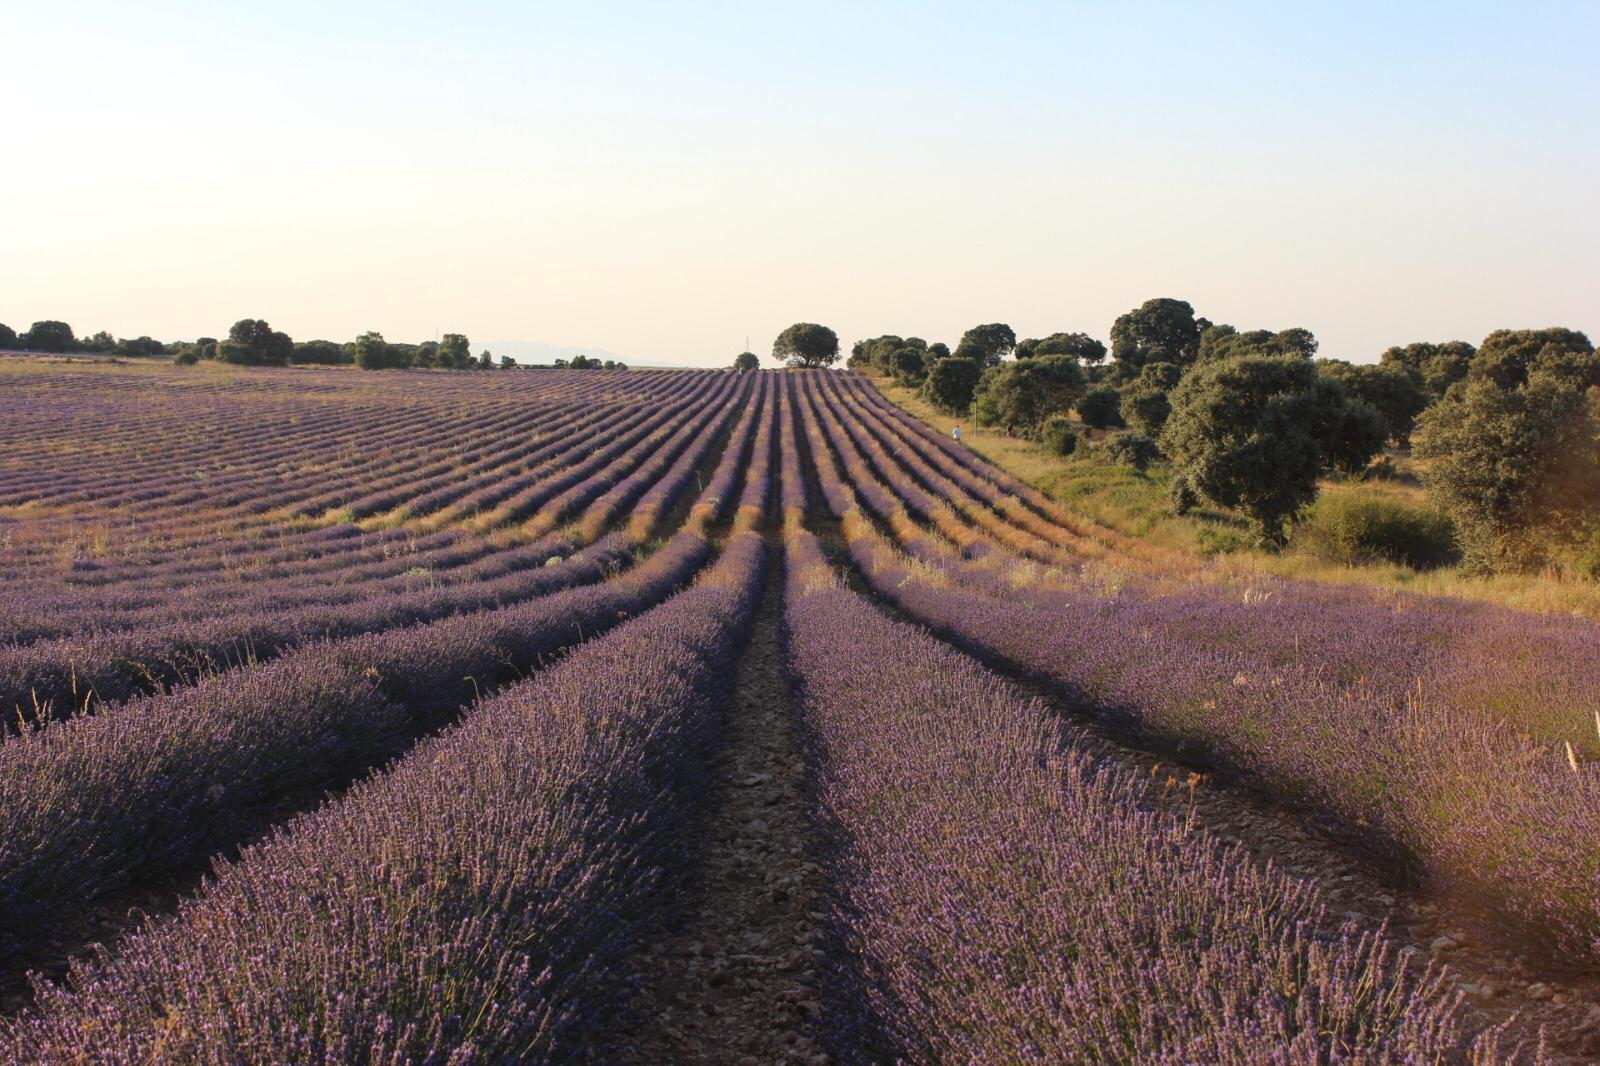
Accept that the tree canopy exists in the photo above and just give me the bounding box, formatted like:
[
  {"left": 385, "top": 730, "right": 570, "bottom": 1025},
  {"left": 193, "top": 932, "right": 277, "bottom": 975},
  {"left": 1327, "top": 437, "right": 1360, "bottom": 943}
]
[
  {"left": 0, "top": 323, "right": 16, "bottom": 350},
  {"left": 1468, "top": 327, "right": 1598, "bottom": 392},
  {"left": 733, "top": 351, "right": 760, "bottom": 371},
  {"left": 1195, "top": 325, "right": 1318, "bottom": 363},
  {"left": 219, "top": 319, "right": 293, "bottom": 366},
  {"left": 1415, "top": 329, "right": 1598, "bottom": 573},
  {"left": 291, "top": 340, "right": 348, "bottom": 366},
  {"left": 1378, "top": 340, "right": 1475, "bottom": 402},
  {"left": 19, "top": 321, "right": 77, "bottom": 353},
  {"left": 888, "top": 345, "right": 927, "bottom": 385},
  {"left": 352, "top": 331, "right": 396, "bottom": 370},
  {"left": 772, "top": 323, "right": 840, "bottom": 368},
  {"left": 971, "top": 355, "right": 1087, "bottom": 437},
  {"left": 1317, "top": 360, "right": 1428, "bottom": 445},
  {"left": 1161, "top": 355, "right": 1383, "bottom": 544},
  {"left": 850, "top": 335, "right": 925, "bottom": 375},
  {"left": 953, "top": 323, "right": 1016, "bottom": 367},
  {"left": 1017, "top": 332, "right": 1106, "bottom": 364},
  {"left": 114, "top": 336, "right": 166, "bottom": 358},
  {"left": 920, "top": 356, "right": 983, "bottom": 415},
  {"left": 1109, "top": 299, "right": 1203, "bottom": 378},
  {"left": 1121, "top": 361, "right": 1183, "bottom": 438},
  {"left": 1075, "top": 385, "right": 1124, "bottom": 430},
  {"left": 437, "top": 333, "right": 474, "bottom": 370}
]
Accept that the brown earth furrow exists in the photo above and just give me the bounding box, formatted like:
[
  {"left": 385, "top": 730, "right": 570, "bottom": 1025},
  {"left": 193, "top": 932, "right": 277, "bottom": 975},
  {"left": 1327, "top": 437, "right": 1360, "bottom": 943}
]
[{"left": 620, "top": 539, "right": 829, "bottom": 1065}]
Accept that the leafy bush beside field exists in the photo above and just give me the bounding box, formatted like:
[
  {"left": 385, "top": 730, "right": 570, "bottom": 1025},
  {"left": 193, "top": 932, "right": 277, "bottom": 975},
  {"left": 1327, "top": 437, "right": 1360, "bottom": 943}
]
[{"left": 1293, "top": 494, "right": 1458, "bottom": 570}]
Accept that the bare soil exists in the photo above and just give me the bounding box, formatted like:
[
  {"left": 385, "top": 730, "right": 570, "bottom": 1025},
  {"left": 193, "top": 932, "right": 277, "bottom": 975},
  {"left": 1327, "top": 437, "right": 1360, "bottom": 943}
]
[{"left": 619, "top": 542, "right": 830, "bottom": 1065}]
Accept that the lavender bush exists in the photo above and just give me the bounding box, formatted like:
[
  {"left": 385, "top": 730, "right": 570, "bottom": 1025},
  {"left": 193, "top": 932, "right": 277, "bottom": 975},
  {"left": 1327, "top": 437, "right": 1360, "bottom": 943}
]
[{"left": 4, "top": 534, "right": 766, "bottom": 1063}]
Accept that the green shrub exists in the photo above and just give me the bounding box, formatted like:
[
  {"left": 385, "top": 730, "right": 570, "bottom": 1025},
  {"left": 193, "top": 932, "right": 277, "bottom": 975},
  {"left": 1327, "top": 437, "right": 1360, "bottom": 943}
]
[
  {"left": 1571, "top": 531, "right": 1600, "bottom": 581},
  {"left": 1039, "top": 415, "right": 1077, "bottom": 456},
  {"left": 1195, "top": 526, "right": 1250, "bottom": 556},
  {"left": 1076, "top": 385, "right": 1124, "bottom": 429},
  {"left": 1294, "top": 494, "right": 1458, "bottom": 570},
  {"left": 1100, "top": 431, "right": 1159, "bottom": 472}
]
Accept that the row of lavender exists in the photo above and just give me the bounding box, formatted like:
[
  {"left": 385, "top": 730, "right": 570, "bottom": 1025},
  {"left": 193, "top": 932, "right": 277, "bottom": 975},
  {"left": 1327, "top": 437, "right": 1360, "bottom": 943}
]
[
  {"left": 0, "top": 365, "right": 677, "bottom": 517},
  {"left": 2, "top": 534, "right": 768, "bottom": 1063},
  {"left": 0, "top": 379, "right": 646, "bottom": 633},
  {"left": 0, "top": 368, "right": 694, "bottom": 630},
  {"left": 0, "top": 376, "right": 586, "bottom": 538},
  {"left": 0, "top": 370, "right": 724, "bottom": 615},
  {"left": 0, "top": 375, "right": 716, "bottom": 618},
  {"left": 766, "top": 392, "right": 1513, "bottom": 1062},
  {"left": 0, "top": 364, "right": 1547, "bottom": 1062},
  {"left": 780, "top": 525, "right": 1488, "bottom": 1062},
  {"left": 798, "top": 368, "right": 1600, "bottom": 965},
  {"left": 0, "top": 374, "right": 777, "bottom": 975},
  {"left": 0, "top": 374, "right": 751, "bottom": 717}
]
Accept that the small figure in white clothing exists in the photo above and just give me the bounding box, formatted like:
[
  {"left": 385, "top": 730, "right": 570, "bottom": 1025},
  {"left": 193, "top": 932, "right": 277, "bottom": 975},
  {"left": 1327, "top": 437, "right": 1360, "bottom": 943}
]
[{"left": 952, "top": 425, "right": 963, "bottom": 443}]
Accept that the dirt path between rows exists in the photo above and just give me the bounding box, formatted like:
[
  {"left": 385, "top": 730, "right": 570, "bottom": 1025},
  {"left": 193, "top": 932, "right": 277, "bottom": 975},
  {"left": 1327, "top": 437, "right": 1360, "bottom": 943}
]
[{"left": 619, "top": 541, "right": 829, "bottom": 1065}]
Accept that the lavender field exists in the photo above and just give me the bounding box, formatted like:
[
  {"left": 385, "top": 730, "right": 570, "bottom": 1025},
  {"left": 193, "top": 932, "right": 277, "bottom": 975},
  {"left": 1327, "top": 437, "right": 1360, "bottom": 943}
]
[{"left": 1, "top": 358, "right": 1596, "bottom": 1064}]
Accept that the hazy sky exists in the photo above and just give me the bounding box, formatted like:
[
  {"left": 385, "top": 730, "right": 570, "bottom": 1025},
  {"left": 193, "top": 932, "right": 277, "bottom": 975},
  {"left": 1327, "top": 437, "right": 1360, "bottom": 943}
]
[{"left": 5, "top": 1, "right": 1596, "bottom": 366}]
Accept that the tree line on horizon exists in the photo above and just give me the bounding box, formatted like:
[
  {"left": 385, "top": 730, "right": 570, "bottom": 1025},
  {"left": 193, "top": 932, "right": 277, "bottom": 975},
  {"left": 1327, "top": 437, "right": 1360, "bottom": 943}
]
[
  {"left": 0, "top": 318, "right": 630, "bottom": 372},
  {"left": 752, "top": 305, "right": 1598, "bottom": 578}
]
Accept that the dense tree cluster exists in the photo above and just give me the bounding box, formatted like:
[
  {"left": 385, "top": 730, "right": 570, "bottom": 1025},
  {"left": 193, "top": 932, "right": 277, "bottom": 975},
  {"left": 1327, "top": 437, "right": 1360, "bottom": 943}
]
[
  {"left": 553, "top": 355, "right": 626, "bottom": 369},
  {"left": 219, "top": 319, "right": 294, "bottom": 366},
  {"left": 1414, "top": 329, "right": 1599, "bottom": 574},
  {"left": 80, "top": 330, "right": 116, "bottom": 353},
  {"left": 352, "top": 331, "right": 396, "bottom": 370},
  {"left": 291, "top": 340, "right": 346, "bottom": 365},
  {"left": 1195, "top": 325, "right": 1317, "bottom": 363},
  {"left": 851, "top": 335, "right": 938, "bottom": 385},
  {"left": 848, "top": 300, "right": 1598, "bottom": 567},
  {"left": 114, "top": 336, "right": 167, "bottom": 358},
  {"left": 0, "top": 316, "right": 553, "bottom": 374},
  {"left": 1378, "top": 340, "right": 1475, "bottom": 402},
  {"left": 972, "top": 355, "right": 1087, "bottom": 437},
  {"left": 1316, "top": 360, "right": 1427, "bottom": 445},
  {"left": 1, "top": 320, "right": 170, "bottom": 358}
]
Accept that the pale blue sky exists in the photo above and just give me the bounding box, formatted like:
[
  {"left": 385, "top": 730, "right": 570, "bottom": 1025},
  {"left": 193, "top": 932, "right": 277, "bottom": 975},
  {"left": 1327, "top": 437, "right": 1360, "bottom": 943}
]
[{"left": 4, "top": 1, "right": 1595, "bottom": 365}]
